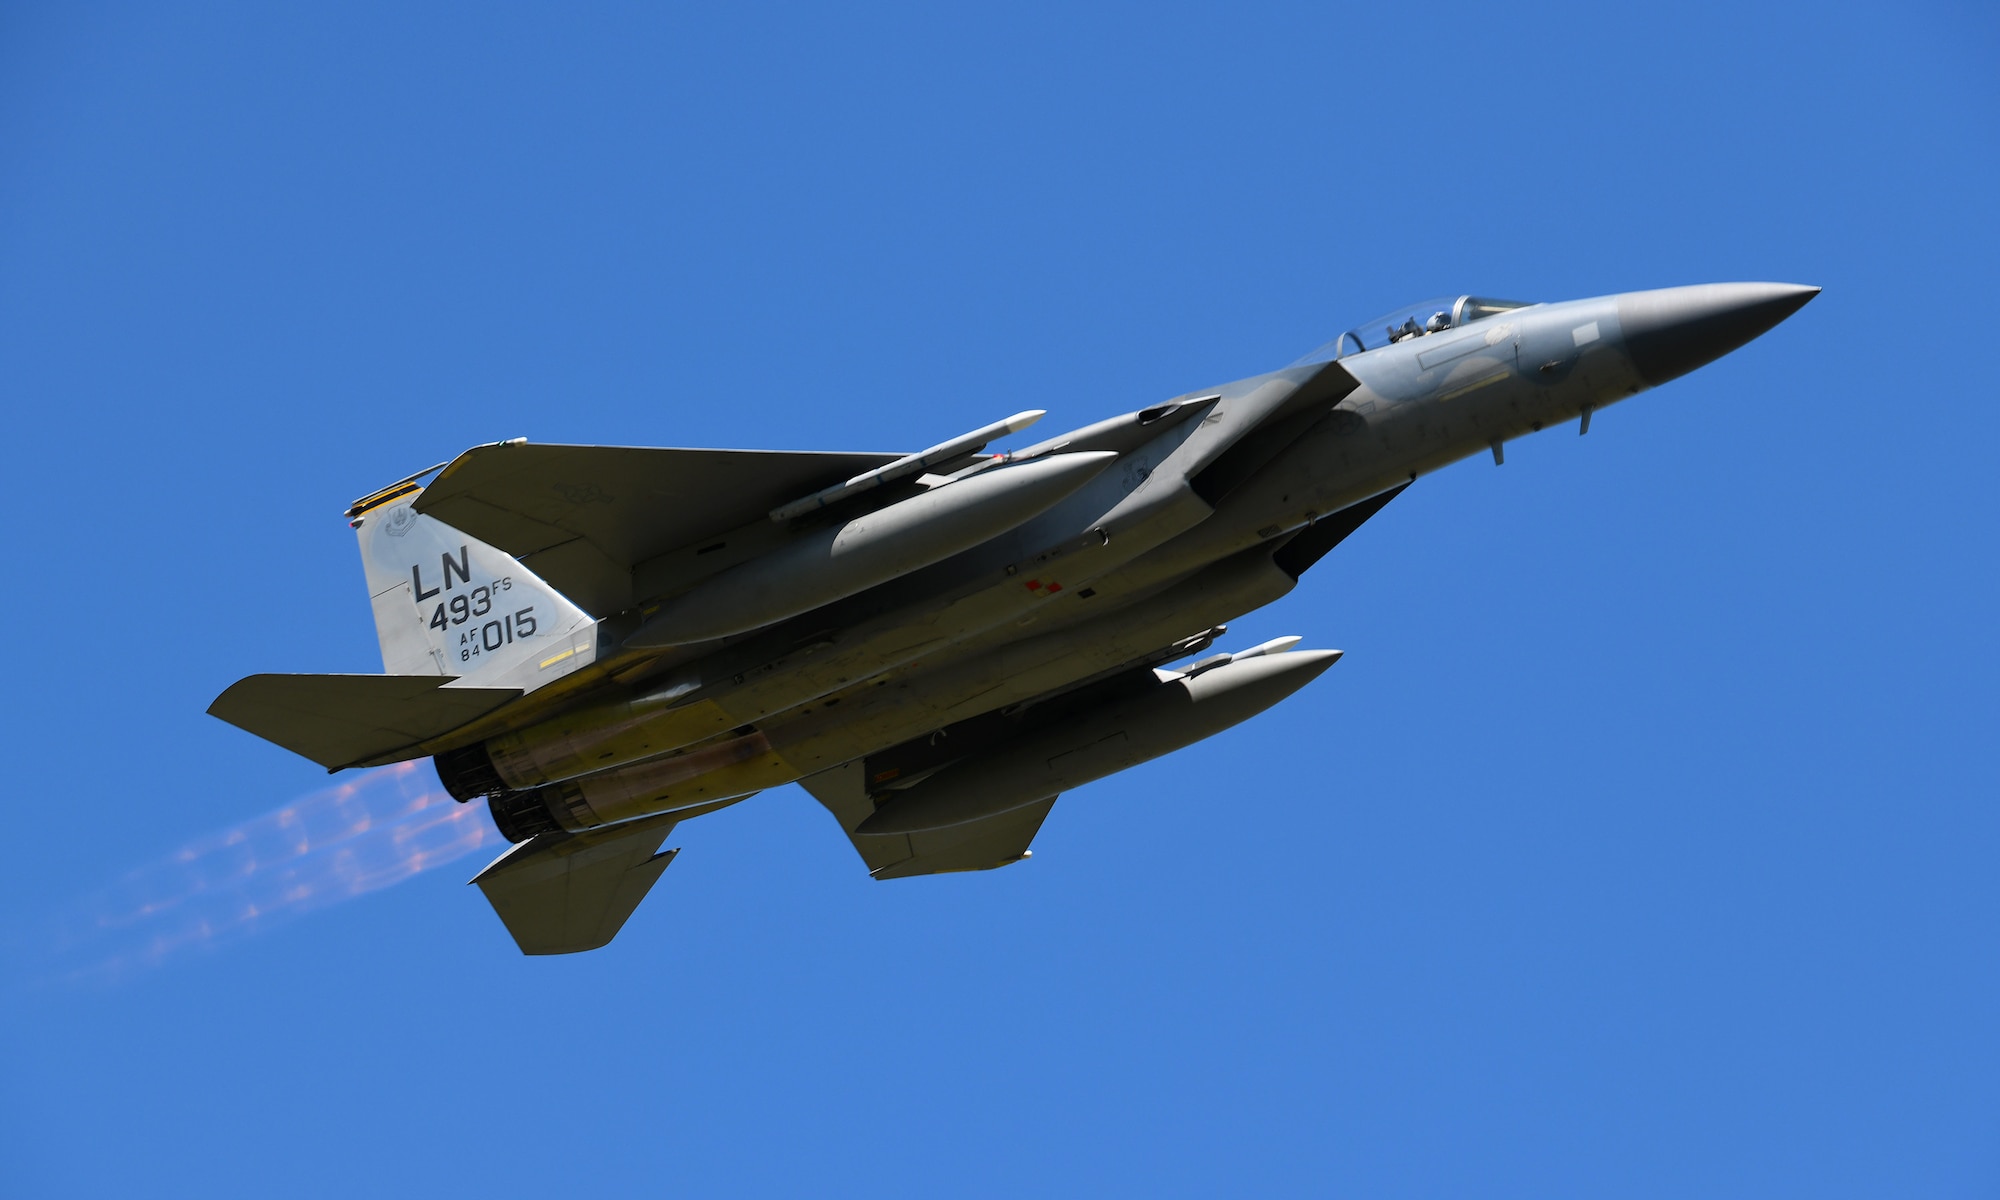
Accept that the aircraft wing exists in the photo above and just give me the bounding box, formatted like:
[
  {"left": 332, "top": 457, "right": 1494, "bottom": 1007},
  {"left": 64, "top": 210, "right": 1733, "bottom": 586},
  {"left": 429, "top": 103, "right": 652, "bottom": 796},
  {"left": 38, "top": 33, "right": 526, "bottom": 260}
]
[
  {"left": 207, "top": 674, "right": 521, "bottom": 770},
  {"left": 412, "top": 443, "right": 903, "bottom": 616},
  {"left": 799, "top": 761, "right": 1054, "bottom": 880}
]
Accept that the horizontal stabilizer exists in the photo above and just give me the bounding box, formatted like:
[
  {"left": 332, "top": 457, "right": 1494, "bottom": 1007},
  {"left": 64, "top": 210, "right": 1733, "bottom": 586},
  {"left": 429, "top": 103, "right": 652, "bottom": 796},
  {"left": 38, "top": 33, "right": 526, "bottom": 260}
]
[
  {"left": 799, "top": 762, "right": 1054, "bottom": 880},
  {"left": 470, "top": 810, "right": 683, "bottom": 954},
  {"left": 414, "top": 442, "right": 903, "bottom": 615},
  {"left": 207, "top": 674, "right": 520, "bottom": 770}
]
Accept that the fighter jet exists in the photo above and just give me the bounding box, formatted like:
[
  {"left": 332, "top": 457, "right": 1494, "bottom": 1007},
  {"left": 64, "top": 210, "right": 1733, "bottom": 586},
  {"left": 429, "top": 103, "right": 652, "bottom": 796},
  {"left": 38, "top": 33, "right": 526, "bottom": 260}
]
[{"left": 210, "top": 282, "right": 1816, "bottom": 954}]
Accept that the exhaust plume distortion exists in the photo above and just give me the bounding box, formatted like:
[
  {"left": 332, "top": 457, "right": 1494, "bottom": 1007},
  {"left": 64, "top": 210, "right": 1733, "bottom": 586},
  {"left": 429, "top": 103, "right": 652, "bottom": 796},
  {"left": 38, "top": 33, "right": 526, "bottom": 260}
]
[{"left": 46, "top": 762, "right": 502, "bottom": 982}]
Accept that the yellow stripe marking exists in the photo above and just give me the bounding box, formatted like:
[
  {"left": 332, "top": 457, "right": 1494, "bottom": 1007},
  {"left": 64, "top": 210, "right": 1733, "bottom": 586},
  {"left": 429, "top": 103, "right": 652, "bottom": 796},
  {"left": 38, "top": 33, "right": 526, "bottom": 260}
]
[
  {"left": 1441, "top": 371, "right": 1510, "bottom": 402},
  {"left": 538, "top": 647, "right": 578, "bottom": 669}
]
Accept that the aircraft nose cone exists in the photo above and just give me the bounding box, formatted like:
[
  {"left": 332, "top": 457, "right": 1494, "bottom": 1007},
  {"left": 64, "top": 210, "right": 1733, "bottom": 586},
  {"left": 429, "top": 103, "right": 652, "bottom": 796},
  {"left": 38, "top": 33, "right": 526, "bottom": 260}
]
[{"left": 1618, "top": 282, "right": 1819, "bottom": 387}]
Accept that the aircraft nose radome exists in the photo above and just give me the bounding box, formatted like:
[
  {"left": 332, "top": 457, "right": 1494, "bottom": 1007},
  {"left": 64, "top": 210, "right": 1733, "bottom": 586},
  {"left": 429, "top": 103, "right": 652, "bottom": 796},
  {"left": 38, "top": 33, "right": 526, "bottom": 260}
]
[{"left": 1618, "top": 282, "right": 1819, "bottom": 387}]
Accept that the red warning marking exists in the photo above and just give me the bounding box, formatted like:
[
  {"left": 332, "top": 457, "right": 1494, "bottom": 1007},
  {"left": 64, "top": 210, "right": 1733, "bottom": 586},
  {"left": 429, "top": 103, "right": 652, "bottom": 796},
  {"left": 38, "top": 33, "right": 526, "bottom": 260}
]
[
  {"left": 1025, "top": 579, "right": 1044, "bottom": 591},
  {"left": 1046, "top": 583, "right": 1063, "bottom": 593}
]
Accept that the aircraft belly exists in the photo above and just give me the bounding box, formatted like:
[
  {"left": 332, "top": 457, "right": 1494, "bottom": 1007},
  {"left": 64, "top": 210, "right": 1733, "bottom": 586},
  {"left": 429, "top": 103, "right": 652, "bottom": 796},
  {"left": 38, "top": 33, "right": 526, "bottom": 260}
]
[
  {"left": 646, "top": 479, "right": 1212, "bottom": 729},
  {"left": 511, "top": 543, "right": 1299, "bottom": 829},
  {"left": 698, "top": 478, "right": 1312, "bottom": 750},
  {"left": 760, "top": 549, "right": 1299, "bottom": 776},
  {"left": 471, "top": 497, "right": 1237, "bottom": 794},
  {"left": 486, "top": 697, "right": 739, "bottom": 789},
  {"left": 468, "top": 402, "right": 1427, "bottom": 802},
  {"left": 558, "top": 743, "right": 800, "bottom": 827}
]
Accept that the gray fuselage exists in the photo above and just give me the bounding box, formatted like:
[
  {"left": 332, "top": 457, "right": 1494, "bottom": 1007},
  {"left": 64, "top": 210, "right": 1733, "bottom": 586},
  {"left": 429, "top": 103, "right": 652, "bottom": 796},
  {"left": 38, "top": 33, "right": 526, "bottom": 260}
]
[{"left": 452, "top": 283, "right": 1813, "bottom": 838}]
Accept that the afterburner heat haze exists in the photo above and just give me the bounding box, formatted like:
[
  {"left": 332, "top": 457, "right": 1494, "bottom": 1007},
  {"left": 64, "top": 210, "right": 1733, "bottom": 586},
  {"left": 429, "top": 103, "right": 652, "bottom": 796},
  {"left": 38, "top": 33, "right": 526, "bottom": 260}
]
[{"left": 210, "top": 282, "right": 1818, "bottom": 954}]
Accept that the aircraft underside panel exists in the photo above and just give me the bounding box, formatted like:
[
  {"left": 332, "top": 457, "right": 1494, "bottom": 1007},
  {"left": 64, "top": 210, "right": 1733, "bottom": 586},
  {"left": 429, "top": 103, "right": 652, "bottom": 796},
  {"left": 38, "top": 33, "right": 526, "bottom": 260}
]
[{"left": 798, "top": 761, "right": 1055, "bottom": 879}]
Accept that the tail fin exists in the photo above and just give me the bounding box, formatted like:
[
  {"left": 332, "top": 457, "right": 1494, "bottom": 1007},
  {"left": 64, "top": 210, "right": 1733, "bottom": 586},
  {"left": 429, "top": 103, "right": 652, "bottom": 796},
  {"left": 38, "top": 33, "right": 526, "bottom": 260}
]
[{"left": 349, "top": 473, "right": 597, "bottom": 689}]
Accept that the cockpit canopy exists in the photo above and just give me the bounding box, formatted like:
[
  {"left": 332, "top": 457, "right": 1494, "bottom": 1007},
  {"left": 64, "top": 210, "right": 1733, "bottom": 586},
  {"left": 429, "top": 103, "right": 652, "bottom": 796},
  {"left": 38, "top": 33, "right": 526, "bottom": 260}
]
[{"left": 1293, "top": 295, "right": 1535, "bottom": 365}]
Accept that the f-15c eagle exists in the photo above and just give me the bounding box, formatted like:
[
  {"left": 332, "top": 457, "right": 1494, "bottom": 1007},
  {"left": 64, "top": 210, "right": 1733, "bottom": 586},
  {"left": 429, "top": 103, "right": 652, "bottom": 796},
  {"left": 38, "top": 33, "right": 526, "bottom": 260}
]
[{"left": 211, "top": 283, "right": 1817, "bottom": 954}]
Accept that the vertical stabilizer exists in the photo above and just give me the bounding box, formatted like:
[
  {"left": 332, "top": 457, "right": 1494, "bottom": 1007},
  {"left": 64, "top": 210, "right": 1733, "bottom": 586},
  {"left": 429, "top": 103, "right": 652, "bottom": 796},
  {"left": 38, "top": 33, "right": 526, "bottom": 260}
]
[{"left": 349, "top": 476, "right": 597, "bottom": 689}]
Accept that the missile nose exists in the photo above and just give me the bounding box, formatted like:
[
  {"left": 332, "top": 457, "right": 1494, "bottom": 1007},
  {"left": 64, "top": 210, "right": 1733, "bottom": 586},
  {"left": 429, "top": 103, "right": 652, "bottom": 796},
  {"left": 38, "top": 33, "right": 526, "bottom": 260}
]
[{"left": 1618, "top": 282, "right": 1819, "bottom": 387}]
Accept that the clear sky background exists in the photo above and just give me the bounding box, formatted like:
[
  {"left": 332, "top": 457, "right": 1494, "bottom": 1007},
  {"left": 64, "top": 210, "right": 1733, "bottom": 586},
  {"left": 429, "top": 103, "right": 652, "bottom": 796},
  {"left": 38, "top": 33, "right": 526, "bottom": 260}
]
[{"left": 2, "top": 3, "right": 1995, "bottom": 1196}]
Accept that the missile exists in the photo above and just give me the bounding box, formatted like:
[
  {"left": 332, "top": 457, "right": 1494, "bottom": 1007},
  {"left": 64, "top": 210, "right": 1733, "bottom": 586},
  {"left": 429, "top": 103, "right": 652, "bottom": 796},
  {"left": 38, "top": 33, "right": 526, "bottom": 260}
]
[
  {"left": 855, "top": 647, "right": 1342, "bottom": 836},
  {"left": 1178, "top": 634, "right": 1302, "bottom": 676},
  {"left": 768, "top": 410, "right": 1046, "bottom": 521},
  {"left": 627, "top": 450, "right": 1117, "bottom": 649}
]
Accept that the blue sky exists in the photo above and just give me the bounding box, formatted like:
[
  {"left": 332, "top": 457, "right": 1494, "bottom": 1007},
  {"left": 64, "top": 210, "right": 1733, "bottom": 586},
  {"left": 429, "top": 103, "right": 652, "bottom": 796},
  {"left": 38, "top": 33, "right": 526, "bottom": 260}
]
[{"left": 2, "top": 3, "right": 1995, "bottom": 1195}]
